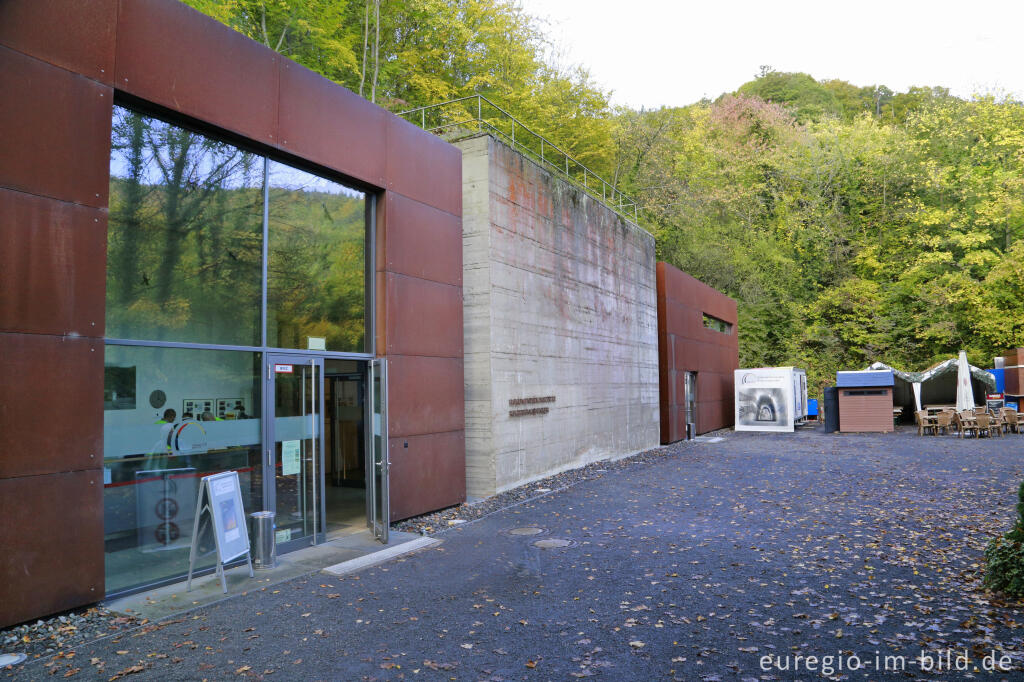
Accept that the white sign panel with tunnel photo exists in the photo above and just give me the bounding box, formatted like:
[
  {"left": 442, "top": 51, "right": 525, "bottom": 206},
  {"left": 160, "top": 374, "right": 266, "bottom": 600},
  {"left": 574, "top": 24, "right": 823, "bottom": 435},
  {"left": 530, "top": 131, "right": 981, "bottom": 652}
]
[{"left": 734, "top": 368, "right": 797, "bottom": 432}]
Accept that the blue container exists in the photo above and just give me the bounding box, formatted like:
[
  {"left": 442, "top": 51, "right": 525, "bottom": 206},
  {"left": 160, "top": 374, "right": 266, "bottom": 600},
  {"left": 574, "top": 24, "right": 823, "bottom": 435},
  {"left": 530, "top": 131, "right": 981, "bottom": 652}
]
[
  {"left": 988, "top": 368, "right": 1006, "bottom": 393},
  {"left": 807, "top": 398, "right": 819, "bottom": 416}
]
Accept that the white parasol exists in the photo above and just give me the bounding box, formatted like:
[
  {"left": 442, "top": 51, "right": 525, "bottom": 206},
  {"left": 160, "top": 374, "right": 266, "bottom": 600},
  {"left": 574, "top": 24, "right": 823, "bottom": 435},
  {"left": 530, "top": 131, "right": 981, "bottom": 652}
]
[{"left": 955, "top": 350, "right": 975, "bottom": 412}]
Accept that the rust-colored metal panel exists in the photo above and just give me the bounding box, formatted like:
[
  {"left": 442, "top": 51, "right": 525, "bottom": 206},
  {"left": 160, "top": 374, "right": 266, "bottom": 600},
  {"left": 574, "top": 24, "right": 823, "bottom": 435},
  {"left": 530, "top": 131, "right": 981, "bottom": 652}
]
[
  {"left": 0, "top": 190, "right": 106, "bottom": 337},
  {"left": 1006, "top": 367, "right": 1023, "bottom": 395},
  {"left": 385, "top": 115, "right": 462, "bottom": 217},
  {"left": 703, "top": 372, "right": 723, "bottom": 402},
  {"left": 0, "top": 46, "right": 112, "bottom": 208},
  {"left": 0, "top": 470, "right": 103, "bottom": 628},
  {"left": 278, "top": 60, "right": 385, "bottom": 186},
  {"left": 664, "top": 299, "right": 687, "bottom": 338},
  {"left": 657, "top": 261, "right": 738, "bottom": 443},
  {"left": 385, "top": 193, "right": 462, "bottom": 287},
  {"left": 386, "top": 355, "right": 464, "bottom": 437},
  {"left": 0, "top": 333, "right": 103, "bottom": 479},
  {"left": 0, "top": 0, "right": 117, "bottom": 85},
  {"left": 388, "top": 431, "right": 465, "bottom": 521},
  {"left": 114, "top": 0, "right": 279, "bottom": 145},
  {"left": 385, "top": 273, "right": 462, "bottom": 359}
]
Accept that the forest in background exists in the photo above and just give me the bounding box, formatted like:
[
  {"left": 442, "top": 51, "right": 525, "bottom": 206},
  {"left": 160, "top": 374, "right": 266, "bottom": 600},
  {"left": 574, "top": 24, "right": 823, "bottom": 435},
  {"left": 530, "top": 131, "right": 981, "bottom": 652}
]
[{"left": 183, "top": 0, "right": 1024, "bottom": 393}]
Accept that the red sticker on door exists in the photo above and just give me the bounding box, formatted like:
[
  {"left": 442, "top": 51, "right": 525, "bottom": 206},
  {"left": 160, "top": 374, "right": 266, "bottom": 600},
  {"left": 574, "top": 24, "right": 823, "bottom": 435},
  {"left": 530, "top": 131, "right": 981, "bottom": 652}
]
[{"left": 274, "top": 364, "right": 294, "bottom": 374}]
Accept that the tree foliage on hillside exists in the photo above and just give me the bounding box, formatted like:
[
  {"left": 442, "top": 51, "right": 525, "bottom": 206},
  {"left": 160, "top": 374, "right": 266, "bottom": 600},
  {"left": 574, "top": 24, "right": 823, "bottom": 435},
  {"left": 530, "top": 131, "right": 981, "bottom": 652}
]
[
  {"left": 616, "top": 85, "right": 1024, "bottom": 391},
  {"left": 182, "top": 2, "right": 1023, "bottom": 394}
]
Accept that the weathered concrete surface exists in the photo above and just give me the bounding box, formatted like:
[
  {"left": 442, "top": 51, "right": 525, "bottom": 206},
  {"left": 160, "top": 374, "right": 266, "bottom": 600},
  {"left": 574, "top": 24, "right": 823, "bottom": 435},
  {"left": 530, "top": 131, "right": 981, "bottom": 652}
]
[{"left": 457, "top": 135, "right": 659, "bottom": 499}]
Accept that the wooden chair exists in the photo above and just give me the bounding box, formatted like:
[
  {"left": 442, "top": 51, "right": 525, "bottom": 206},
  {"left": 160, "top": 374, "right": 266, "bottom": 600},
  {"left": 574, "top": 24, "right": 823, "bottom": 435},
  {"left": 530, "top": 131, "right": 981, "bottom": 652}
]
[
  {"left": 1001, "top": 408, "right": 1020, "bottom": 434},
  {"left": 957, "top": 410, "right": 978, "bottom": 438},
  {"left": 917, "top": 410, "right": 936, "bottom": 436},
  {"left": 934, "top": 410, "right": 955, "bottom": 435},
  {"left": 991, "top": 411, "right": 1005, "bottom": 435},
  {"left": 976, "top": 412, "right": 1001, "bottom": 438}
]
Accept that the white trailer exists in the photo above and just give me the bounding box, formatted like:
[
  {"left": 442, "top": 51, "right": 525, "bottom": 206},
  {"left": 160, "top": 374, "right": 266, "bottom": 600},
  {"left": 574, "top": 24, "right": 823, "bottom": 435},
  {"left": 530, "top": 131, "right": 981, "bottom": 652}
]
[{"left": 734, "top": 367, "right": 808, "bottom": 432}]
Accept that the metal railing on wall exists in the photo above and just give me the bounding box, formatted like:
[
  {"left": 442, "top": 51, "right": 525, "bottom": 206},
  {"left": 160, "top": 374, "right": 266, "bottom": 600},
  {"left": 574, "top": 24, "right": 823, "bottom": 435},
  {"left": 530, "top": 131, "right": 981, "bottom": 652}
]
[{"left": 399, "top": 95, "right": 642, "bottom": 227}]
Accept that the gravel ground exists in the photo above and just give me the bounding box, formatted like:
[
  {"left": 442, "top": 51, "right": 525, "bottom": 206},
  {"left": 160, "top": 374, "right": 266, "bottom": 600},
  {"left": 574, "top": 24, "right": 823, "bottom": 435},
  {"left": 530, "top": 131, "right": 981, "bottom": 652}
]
[
  {"left": 13, "top": 424, "right": 1022, "bottom": 681},
  {"left": 1, "top": 434, "right": 703, "bottom": 659},
  {"left": 0, "top": 608, "right": 140, "bottom": 662},
  {"left": 393, "top": 437, "right": 705, "bottom": 535}
]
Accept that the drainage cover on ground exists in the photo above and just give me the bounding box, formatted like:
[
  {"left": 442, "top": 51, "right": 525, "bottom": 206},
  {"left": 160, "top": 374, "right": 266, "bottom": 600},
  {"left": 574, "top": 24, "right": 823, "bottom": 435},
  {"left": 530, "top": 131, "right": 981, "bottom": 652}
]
[
  {"left": 534, "top": 538, "right": 574, "bottom": 549},
  {"left": 507, "top": 527, "right": 546, "bottom": 536}
]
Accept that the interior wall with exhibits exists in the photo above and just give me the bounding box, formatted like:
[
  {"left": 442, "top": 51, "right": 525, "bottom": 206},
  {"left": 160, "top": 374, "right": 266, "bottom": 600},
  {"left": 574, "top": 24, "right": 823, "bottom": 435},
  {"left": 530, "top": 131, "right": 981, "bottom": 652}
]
[
  {"left": 103, "top": 346, "right": 262, "bottom": 594},
  {"left": 458, "top": 135, "right": 660, "bottom": 499}
]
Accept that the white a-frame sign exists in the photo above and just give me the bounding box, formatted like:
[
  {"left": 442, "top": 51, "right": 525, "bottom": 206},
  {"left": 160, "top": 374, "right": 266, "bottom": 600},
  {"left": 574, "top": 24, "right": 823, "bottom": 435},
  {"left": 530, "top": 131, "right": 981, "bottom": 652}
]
[{"left": 187, "top": 471, "right": 254, "bottom": 593}]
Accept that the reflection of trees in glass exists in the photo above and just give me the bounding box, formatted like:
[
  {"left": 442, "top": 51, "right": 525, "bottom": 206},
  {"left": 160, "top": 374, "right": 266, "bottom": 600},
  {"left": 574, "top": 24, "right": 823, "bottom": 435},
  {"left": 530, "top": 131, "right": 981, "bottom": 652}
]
[
  {"left": 268, "top": 168, "right": 366, "bottom": 352},
  {"left": 108, "top": 106, "right": 263, "bottom": 345}
]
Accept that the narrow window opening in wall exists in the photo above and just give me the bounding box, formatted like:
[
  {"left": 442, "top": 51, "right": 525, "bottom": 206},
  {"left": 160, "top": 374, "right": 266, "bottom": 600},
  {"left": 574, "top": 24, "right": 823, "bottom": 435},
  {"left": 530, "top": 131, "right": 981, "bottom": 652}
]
[
  {"left": 843, "top": 389, "right": 887, "bottom": 396},
  {"left": 702, "top": 313, "right": 732, "bottom": 334}
]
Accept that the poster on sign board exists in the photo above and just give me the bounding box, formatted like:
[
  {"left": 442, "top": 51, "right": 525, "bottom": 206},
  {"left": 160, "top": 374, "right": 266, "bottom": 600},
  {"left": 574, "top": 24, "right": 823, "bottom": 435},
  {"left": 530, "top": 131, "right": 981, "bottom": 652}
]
[{"left": 187, "top": 470, "right": 253, "bottom": 594}]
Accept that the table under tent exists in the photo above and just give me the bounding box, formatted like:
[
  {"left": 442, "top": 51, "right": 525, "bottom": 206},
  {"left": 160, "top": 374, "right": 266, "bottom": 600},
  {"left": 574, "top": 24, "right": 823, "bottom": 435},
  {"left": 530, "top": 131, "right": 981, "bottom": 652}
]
[{"left": 866, "top": 359, "right": 997, "bottom": 424}]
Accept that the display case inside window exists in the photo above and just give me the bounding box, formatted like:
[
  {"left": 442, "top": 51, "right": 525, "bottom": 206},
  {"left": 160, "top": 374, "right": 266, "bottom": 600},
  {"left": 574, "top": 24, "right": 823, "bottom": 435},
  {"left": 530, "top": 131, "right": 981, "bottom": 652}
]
[{"left": 102, "top": 346, "right": 262, "bottom": 595}]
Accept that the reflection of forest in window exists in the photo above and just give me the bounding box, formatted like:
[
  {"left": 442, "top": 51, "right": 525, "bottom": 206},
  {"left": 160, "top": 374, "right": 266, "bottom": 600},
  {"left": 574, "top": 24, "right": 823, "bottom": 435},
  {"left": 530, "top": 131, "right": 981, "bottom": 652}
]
[
  {"left": 108, "top": 106, "right": 263, "bottom": 345},
  {"left": 268, "top": 163, "right": 366, "bottom": 352},
  {"left": 107, "top": 106, "right": 368, "bottom": 351}
]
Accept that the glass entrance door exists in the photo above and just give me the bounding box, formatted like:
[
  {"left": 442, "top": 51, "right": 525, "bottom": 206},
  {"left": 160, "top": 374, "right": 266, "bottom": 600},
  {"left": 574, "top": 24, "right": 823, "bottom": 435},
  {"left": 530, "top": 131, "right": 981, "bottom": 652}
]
[
  {"left": 265, "top": 355, "right": 323, "bottom": 551},
  {"left": 685, "top": 371, "right": 697, "bottom": 439},
  {"left": 367, "top": 358, "right": 389, "bottom": 543}
]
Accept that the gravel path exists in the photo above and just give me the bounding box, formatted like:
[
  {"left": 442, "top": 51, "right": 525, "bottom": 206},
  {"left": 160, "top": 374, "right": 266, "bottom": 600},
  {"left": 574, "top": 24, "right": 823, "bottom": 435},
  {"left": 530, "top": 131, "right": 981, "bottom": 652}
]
[{"left": 6, "top": 426, "right": 1024, "bottom": 680}]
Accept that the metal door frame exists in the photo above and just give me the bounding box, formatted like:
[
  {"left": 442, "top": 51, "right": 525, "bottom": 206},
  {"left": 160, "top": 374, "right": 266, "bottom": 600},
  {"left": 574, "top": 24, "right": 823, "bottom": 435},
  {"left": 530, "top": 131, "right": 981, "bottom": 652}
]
[
  {"left": 366, "top": 357, "right": 389, "bottom": 543},
  {"left": 263, "top": 354, "right": 326, "bottom": 552}
]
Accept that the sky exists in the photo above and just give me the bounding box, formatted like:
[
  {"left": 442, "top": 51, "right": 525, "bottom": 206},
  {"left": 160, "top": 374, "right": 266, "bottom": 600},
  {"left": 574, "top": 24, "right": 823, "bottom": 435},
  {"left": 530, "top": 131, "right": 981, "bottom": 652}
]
[{"left": 516, "top": 0, "right": 1024, "bottom": 110}]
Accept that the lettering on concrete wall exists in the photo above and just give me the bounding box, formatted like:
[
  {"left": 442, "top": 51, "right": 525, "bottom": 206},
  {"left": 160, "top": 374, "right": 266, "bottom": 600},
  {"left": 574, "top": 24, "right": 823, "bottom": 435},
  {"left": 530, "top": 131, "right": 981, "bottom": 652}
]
[
  {"left": 509, "top": 396, "right": 556, "bottom": 406},
  {"left": 509, "top": 396, "right": 555, "bottom": 417}
]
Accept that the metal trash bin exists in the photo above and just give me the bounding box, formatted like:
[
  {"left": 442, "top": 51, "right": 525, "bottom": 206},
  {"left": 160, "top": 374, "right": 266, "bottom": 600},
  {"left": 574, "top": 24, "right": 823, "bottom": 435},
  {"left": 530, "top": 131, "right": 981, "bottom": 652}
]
[{"left": 249, "top": 511, "right": 276, "bottom": 569}]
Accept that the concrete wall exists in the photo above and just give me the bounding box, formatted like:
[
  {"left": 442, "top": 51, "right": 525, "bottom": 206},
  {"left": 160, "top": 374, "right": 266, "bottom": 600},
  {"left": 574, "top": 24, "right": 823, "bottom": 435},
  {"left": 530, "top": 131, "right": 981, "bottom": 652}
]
[
  {"left": 457, "top": 135, "right": 659, "bottom": 498},
  {"left": 657, "top": 262, "right": 738, "bottom": 442}
]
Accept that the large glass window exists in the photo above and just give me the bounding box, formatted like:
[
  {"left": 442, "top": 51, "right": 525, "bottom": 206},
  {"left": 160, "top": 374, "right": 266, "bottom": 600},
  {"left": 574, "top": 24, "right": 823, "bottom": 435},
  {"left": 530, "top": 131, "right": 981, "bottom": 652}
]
[
  {"left": 102, "top": 346, "right": 262, "bottom": 595},
  {"left": 104, "top": 104, "right": 372, "bottom": 596},
  {"left": 267, "top": 161, "right": 367, "bottom": 352},
  {"left": 107, "top": 106, "right": 264, "bottom": 345}
]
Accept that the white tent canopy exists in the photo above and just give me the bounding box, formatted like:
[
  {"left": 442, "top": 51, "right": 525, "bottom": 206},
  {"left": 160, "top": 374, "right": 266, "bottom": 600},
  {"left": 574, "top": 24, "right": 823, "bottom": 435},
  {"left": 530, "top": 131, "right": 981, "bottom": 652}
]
[{"left": 867, "top": 357, "right": 995, "bottom": 413}]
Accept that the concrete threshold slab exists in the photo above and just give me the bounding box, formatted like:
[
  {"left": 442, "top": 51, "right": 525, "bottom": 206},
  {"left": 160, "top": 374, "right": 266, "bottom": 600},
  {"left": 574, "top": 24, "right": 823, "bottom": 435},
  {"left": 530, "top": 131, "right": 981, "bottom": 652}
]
[
  {"left": 322, "top": 535, "right": 440, "bottom": 576},
  {"left": 104, "top": 530, "right": 424, "bottom": 621}
]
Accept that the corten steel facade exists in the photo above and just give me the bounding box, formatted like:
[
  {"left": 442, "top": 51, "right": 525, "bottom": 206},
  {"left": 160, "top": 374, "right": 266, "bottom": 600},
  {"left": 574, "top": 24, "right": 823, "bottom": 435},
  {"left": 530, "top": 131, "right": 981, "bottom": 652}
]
[
  {"left": 1003, "top": 348, "right": 1024, "bottom": 396},
  {"left": 657, "top": 262, "right": 739, "bottom": 443},
  {"left": 0, "top": 0, "right": 464, "bottom": 627}
]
